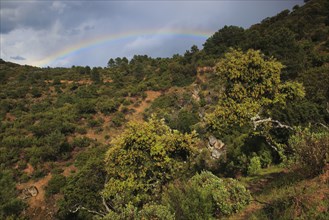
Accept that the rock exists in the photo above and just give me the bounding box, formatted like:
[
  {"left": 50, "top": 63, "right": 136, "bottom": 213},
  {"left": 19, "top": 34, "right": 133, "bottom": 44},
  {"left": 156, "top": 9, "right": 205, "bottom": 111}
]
[
  {"left": 192, "top": 87, "right": 200, "bottom": 102},
  {"left": 197, "top": 66, "right": 214, "bottom": 74},
  {"left": 22, "top": 186, "right": 38, "bottom": 199},
  {"left": 207, "top": 135, "right": 225, "bottom": 159}
]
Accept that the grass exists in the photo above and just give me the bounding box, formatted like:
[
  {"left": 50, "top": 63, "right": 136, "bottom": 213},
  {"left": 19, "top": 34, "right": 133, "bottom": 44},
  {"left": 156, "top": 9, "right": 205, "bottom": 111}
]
[{"left": 230, "top": 165, "right": 329, "bottom": 219}]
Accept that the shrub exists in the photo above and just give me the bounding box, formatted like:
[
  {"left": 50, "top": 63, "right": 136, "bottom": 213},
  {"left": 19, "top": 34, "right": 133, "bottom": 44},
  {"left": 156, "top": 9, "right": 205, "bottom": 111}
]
[
  {"left": 72, "top": 137, "right": 92, "bottom": 148},
  {"left": 31, "top": 87, "right": 42, "bottom": 98},
  {"left": 103, "top": 203, "right": 138, "bottom": 220},
  {"left": 169, "top": 109, "right": 199, "bottom": 133},
  {"left": 51, "top": 167, "right": 64, "bottom": 175},
  {"left": 31, "top": 168, "right": 47, "bottom": 180},
  {"left": 76, "top": 126, "right": 87, "bottom": 134},
  {"left": 76, "top": 99, "right": 96, "bottom": 114},
  {"left": 87, "top": 119, "right": 103, "bottom": 128},
  {"left": 247, "top": 156, "right": 261, "bottom": 176},
  {"left": 97, "top": 99, "right": 119, "bottom": 115},
  {"left": 45, "top": 174, "right": 66, "bottom": 197},
  {"left": 0, "top": 170, "right": 26, "bottom": 218},
  {"left": 163, "top": 171, "right": 251, "bottom": 219},
  {"left": 139, "top": 203, "right": 175, "bottom": 220},
  {"left": 122, "top": 99, "right": 132, "bottom": 106},
  {"left": 103, "top": 118, "right": 198, "bottom": 209},
  {"left": 259, "top": 148, "right": 273, "bottom": 168},
  {"left": 20, "top": 173, "right": 30, "bottom": 183},
  {"left": 289, "top": 127, "right": 329, "bottom": 176},
  {"left": 111, "top": 112, "right": 125, "bottom": 127}
]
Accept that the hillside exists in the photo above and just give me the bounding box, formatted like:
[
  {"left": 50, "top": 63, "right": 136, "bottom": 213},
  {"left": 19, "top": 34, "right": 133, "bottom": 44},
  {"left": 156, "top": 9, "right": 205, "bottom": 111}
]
[{"left": 0, "top": 0, "right": 328, "bottom": 219}]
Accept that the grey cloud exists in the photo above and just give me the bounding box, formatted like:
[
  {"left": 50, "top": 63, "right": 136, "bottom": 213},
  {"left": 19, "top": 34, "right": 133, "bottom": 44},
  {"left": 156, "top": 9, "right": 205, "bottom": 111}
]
[
  {"left": 1, "top": 0, "right": 305, "bottom": 67},
  {"left": 0, "top": 1, "right": 53, "bottom": 33},
  {"left": 0, "top": 1, "right": 120, "bottom": 34},
  {"left": 10, "top": 55, "right": 26, "bottom": 61}
]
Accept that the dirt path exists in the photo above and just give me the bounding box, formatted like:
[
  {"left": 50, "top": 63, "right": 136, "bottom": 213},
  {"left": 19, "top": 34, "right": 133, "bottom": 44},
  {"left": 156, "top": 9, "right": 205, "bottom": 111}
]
[
  {"left": 127, "top": 90, "right": 161, "bottom": 122},
  {"left": 5, "top": 112, "right": 16, "bottom": 121},
  {"left": 23, "top": 163, "right": 34, "bottom": 175},
  {"left": 17, "top": 173, "right": 53, "bottom": 219},
  {"left": 62, "top": 164, "right": 77, "bottom": 177},
  {"left": 228, "top": 202, "right": 263, "bottom": 220}
]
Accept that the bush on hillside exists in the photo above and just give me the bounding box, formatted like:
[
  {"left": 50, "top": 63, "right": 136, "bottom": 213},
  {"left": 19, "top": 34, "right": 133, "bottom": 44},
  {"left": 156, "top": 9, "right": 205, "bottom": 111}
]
[
  {"left": 163, "top": 171, "right": 251, "bottom": 219},
  {"left": 289, "top": 127, "right": 329, "bottom": 176}
]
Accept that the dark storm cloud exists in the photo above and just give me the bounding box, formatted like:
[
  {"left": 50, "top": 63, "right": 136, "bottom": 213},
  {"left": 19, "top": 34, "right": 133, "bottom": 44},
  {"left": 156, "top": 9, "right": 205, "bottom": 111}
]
[
  {"left": 1, "top": 1, "right": 54, "bottom": 33},
  {"left": 0, "top": 1, "right": 122, "bottom": 34},
  {"left": 0, "top": 0, "right": 305, "bottom": 67},
  {"left": 10, "top": 55, "right": 26, "bottom": 61},
  {"left": 0, "top": 1, "right": 304, "bottom": 35}
]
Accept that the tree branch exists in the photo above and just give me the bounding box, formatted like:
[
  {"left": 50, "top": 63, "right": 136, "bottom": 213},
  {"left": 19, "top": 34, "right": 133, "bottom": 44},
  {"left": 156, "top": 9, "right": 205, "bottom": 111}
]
[
  {"left": 252, "top": 198, "right": 270, "bottom": 205},
  {"left": 102, "top": 196, "right": 114, "bottom": 213},
  {"left": 251, "top": 115, "right": 293, "bottom": 130},
  {"left": 69, "top": 205, "right": 106, "bottom": 217},
  {"left": 317, "top": 122, "right": 329, "bottom": 131},
  {"left": 101, "top": 175, "right": 116, "bottom": 213}
]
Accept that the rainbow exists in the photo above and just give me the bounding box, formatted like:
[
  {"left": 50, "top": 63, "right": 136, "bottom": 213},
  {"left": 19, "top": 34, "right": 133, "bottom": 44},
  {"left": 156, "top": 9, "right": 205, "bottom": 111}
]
[{"left": 31, "top": 29, "right": 213, "bottom": 67}]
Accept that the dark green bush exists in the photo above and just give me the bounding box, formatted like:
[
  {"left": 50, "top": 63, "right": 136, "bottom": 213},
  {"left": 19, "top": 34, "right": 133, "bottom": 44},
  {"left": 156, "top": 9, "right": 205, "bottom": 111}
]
[
  {"left": 31, "top": 87, "right": 42, "bottom": 98},
  {"left": 72, "top": 137, "right": 92, "bottom": 148},
  {"left": 45, "top": 174, "right": 66, "bottom": 197},
  {"left": 76, "top": 99, "right": 96, "bottom": 114},
  {"left": 0, "top": 170, "right": 26, "bottom": 219},
  {"left": 87, "top": 119, "right": 103, "bottom": 128},
  {"left": 169, "top": 109, "right": 199, "bottom": 133},
  {"left": 97, "top": 99, "right": 119, "bottom": 115},
  {"left": 111, "top": 112, "right": 125, "bottom": 127}
]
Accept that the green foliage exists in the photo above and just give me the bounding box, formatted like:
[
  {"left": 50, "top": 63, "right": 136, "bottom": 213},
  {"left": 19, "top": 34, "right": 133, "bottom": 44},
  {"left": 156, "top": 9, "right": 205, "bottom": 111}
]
[
  {"left": 111, "top": 111, "right": 125, "bottom": 127},
  {"left": 148, "top": 93, "right": 178, "bottom": 110},
  {"left": 0, "top": 2, "right": 329, "bottom": 219},
  {"left": 97, "top": 99, "right": 119, "bottom": 115},
  {"left": 169, "top": 63, "right": 196, "bottom": 87},
  {"left": 91, "top": 67, "right": 101, "bottom": 84},
  {"left": 247, "top": 156, "right": 262, "bottom": 176},
  {"left": 138, "top": 203, "right": 175, "bottom": 220},
  {"left": 102, "top": 203, "right": 138, "bottom": 220},
  {"left": 261, "top": 196, "right": 329, "bottom": 220},
  {"left": 102, "top": 117, "right": 198, "bottom": 209},
  {"left": 0, "top": 169, "right": 26, "bottom": 219},
  {"left": 289, "top": 127, "right": 329, "bottom": 176},
  {"left": 58, "top": 147, "right": 107, "bottom": 219},
  {"left": 204, "top": 25, "right": 245, "bottom": 56},
  {"left": 206, "top": 49, "right": 301, "bottom": 132},
  {"left": 298, "top": 65, "right": 329, "bottom": 106},
  {"left": 169, "top": 109, "right": 199, "bottom": 133},
  {"left": 31, "top": 86, "right": 42, "bottom": 98},
  {"left": 87, "top": 118, "right": 103, "bottom": 128},
  {"left": 205, "top": 49, "right": 304, "bottom": 164},
  {"left": 72, "top": 137, "right": 92, "bottom": 148},
  {"left": 271, "top": 99, "right": 326, "bottom": 126},
  {"left": 45, "top": 174, "right": 66, "bottom": 197},
  {"left": 76, "top": 99, "right": 97, "bottom": 114},
  {"left": 163, "top": 171, "right": 251, "bottom": 219}
]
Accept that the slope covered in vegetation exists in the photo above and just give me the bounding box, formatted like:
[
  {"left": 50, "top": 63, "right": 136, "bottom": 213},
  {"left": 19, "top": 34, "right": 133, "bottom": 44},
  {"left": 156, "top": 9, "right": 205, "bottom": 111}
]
[{"left": 0, "top": 0, "right": 328, "bottom": 219}]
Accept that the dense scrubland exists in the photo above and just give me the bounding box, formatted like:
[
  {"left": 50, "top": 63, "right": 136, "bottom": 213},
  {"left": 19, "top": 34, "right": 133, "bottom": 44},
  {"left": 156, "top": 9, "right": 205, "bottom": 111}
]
[{"left": 0, "top": 0, "right": 328, "bottom": 219}]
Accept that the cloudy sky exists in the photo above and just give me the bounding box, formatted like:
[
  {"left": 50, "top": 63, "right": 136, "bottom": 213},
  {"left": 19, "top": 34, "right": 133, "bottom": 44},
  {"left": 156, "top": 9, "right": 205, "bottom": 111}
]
[{"left": 1, "top": 0, "right": 303, "bottom": 68}]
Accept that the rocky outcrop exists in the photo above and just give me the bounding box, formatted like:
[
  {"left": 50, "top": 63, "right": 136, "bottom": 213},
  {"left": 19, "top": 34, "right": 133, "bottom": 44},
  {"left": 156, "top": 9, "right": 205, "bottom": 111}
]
[
  {"left": 192, "top": 86, "right": 200, "bottom": 102},
  {"left": 22, "top": 185, "right": 38, "bottom": 199},
  {"left": 197, "top": 66, "right": 215, "bottom": 74},
  {"left": 207, "top": 135, "right": 225, "bottom": 159}
]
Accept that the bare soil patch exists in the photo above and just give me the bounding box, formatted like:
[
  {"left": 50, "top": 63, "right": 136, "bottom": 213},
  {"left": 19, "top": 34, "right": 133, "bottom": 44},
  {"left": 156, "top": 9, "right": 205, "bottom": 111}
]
[{"left": 127, "top": 90, "right": 161, "bottom": 121}]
